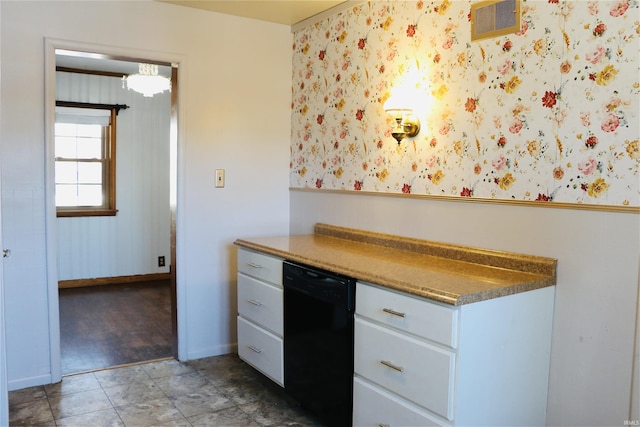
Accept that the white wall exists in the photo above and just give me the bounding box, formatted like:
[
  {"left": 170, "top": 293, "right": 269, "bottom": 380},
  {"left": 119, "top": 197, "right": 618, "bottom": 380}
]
[
  {"left": 290, "top": 190, "right": 640, "bottom": 426},
  {"left": 56, "top": 72, "right": 171, "bottom": 280},
  {"left": 0, "top": 1, "right": 291, "bottom": 389}
]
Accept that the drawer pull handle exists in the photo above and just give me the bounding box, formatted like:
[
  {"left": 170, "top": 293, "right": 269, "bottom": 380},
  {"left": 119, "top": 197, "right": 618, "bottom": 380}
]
[
  {"left": 247, "top": 299, "right": 262, "bottom": 306},
  {"left": 382, "top": 308, "right": 406, "bottom": 318},
  {"left": 247, "top": 262, "right": 263, "bottom": 269},
  {"left": 248, "top": 345, "right": 262, "bottom": 354},
  {"left": 380, "top": 360, "right": 404, "bottom": 373},
  {"left": 378, "top": 424, "right": 390, "bottom": 427}
]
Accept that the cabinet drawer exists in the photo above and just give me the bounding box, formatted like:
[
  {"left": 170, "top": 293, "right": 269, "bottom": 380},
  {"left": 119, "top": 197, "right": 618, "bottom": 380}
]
[
  {"left": 356, "top": 282, "right": 457, "bottom": 348},
  {"left": 237, "top": 248, "right": 282, "bottom": 286},
  {"left": 237, "top": 273, "right": 283, "bottom": 335},
  {"left": 354, "top": 318, "right": 455, "bottom": 420},
  {"left": 237, "top": 317, "right": 283, "bottom": 386},
  {"left": 353, "top": 376, "right": 448, "bottom": 427}
]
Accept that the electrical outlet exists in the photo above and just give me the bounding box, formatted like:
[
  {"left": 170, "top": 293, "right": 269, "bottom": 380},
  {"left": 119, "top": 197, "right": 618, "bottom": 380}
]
[{"left": 158, "top": 256, "right": 165, "bottom": 267}]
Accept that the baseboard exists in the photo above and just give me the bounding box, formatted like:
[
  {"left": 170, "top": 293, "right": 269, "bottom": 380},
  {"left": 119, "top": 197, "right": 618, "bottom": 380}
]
[
  {"left": 185, "top": 343, "right": 237, "bottom": 362},
  {"left": 58, "top": 273, "right": 172, "bottom": 289},
  {"left": 8, "top": 373, "right": 55, "bottom": 391}
]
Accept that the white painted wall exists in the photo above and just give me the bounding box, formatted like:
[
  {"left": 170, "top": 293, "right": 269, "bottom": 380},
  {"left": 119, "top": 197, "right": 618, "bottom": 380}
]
[
  {"left": 0, "top": 1, "right": 291, "bottom": 389},
  {"left": 56, "top": 72, "right": 171, "bottom": 280},
  {"left": 290, "top": 190, "right": 640, "bottom": 426}
]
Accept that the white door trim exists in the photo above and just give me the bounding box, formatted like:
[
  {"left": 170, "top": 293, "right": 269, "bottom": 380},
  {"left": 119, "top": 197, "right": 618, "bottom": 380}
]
[
  {"left": 43, "top": 38, "right": 188, "bottom": 376},
  {"left": 1, "top": 2, "right": 10, "bottom": 417}
]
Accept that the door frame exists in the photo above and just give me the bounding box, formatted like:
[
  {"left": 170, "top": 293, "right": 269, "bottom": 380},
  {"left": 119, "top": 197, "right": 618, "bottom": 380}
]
[
  {"left": 44, "top": 39, "right": 186, "bottom": 379},
  {"left": 0, "top": 3, "right": 10, "bottom": 415}
]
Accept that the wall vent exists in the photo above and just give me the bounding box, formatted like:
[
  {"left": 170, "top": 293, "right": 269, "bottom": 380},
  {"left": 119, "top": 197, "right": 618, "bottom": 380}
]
[{"left": 471, "top": 0, "right": 521, "bottom": 41}]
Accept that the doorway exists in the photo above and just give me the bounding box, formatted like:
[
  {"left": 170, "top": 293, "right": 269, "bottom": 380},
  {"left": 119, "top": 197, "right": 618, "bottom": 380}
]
[{"left": 46, "top": 42, "right": 180, "bottom": 376}]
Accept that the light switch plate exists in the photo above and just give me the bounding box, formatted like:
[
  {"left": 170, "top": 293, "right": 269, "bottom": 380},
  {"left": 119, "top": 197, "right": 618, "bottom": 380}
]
[{"left": 215, "top": 169, "right": 225, "bottom": 188}]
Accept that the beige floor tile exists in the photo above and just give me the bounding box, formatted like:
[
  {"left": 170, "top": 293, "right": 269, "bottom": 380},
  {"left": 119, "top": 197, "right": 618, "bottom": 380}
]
[
  {"left": 169, "top": 383, "right": 236, "bottom": 418},
  {"left": 44, "top": 372, "right": 100, "bottom": 397},
  {"left": 216, "top": 376, "right": 276, "bottom": 406},
  {"left": 141, "top": 358, "right": 194, "bottom": 379},
  {"left": 103, "top": 378, "right": 165, "bottom": 407},
  {"left": 49, "top": 387, "right": 113, "bottom": 419},
  {"left": 8, "top": 385, "right": 47, "bottom": 406},
  {"left": 187, "top": 406, "right": 261, "bottom": 427},
  {"left": 55, "top": 407, "right": 124, "bottom": 426},
  {"left": 154, "top": 371, "right": 211, "bottom": 396},
  {"left": 8, "top": 397, "right": 55, "bottom": 426},
  {"left": 115, "top": 396, "right": 184, "bottom": 426},
  {"left": 94, "top": 364, "right": 151, "bottom": 388}
]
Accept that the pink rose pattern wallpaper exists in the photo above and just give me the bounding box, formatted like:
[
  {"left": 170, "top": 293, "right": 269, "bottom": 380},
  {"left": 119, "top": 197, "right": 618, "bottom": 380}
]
[{"left": 290, "top": 0, "right": 639, "bottom": 208}]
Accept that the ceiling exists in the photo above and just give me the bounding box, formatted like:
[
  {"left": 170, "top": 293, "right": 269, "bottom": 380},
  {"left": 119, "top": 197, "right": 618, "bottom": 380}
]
[
  {"left": 56, "top": 1, "right": 348, "bottom": 76},
  {"left": 56, "top": 50, "right": 173, "bottom": 77},
  {"left": 157, "top": 0, "right": 347, "bottom": 27}
]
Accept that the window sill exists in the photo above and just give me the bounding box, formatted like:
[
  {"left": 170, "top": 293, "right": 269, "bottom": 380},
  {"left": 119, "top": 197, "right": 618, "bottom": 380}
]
[{"left": 57, "top": 208, "right": 118, "bottom": 218}]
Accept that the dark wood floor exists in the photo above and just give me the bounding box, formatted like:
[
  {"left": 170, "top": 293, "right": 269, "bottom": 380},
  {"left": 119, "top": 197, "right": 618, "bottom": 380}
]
[{"left": 59, "top": 280, "right": 173, "bottom": 375}]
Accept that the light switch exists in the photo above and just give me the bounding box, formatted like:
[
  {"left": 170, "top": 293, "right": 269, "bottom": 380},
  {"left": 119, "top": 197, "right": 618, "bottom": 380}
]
[{"left": 215, "top": 169, "right": 225, "bottom": 188}]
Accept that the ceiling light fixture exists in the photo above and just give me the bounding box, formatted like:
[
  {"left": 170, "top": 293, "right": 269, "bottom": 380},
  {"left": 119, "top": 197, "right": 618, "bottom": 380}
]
[{"left": 122, "top": 63, "right": 171, "bottom": 97}]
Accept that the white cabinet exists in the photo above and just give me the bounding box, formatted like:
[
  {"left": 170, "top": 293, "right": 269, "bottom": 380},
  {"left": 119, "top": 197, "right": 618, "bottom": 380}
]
[
  {"left": 236, "top": 248, "right": 284, "bottom": 386},
  {"left": 354, "top": 281, "right": 555, "bottom": 426},
  {"left": 353, "top": 377, "right": 443, "bottom": 427}
]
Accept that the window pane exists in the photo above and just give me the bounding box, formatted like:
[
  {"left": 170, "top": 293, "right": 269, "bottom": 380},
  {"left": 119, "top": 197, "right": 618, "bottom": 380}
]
[
  {"left": 55, "top": 162, "right": 78, "bottom": 184},
  {"left": 77, "top": 124, "right": 102, "bottom": 138},
  {"left": 78, "top": 184, "right": 102, "bottom": 206},
  {"left": 55, "top": 122, "right": 77, "bottom": 136},
  {"left": 76, "top": 137, "right": 102, "bottom": 159},
  {"left": 56, "top": 184, "right": 78, "bottom": 207},
  {"left": 55, "top": 136, "right": 77, "bottom": 158},
  {"left": 78, "top": 162, "right": 102, "bottom": 184}
]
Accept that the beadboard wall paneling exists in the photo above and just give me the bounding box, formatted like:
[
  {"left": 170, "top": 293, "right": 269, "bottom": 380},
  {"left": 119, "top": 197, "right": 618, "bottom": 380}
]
[{"left": 56, "top": 72, "right": 171, "bottom": 280}]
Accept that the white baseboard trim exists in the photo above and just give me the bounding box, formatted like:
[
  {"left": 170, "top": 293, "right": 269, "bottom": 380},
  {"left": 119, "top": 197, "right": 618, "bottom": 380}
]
[{"left": 8, "top": 373, "right": 54, "bottom": 391}]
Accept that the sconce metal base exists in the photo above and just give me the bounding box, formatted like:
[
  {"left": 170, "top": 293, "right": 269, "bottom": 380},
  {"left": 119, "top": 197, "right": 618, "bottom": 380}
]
[{"left": 391, "top": 115, "right": 420, "bottom": 144}]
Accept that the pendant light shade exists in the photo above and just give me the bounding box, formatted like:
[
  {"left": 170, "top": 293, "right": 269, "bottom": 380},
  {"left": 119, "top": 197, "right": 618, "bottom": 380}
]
[{"left": 123, "top": 63, "right": 171, "bottom": 97}]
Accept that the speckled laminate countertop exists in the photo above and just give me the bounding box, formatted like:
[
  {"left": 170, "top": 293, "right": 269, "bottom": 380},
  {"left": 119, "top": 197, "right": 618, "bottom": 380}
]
[{"left": 234, "top": 223, "right": 556, "bottom": 306}]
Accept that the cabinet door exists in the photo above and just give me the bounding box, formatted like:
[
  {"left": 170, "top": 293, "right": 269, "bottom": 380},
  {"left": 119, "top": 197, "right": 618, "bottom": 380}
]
[
  {"left": 237, "top": 273, "right": 283, "bottom": 335},
  {"left": 237, "top": 248, "right": 282, "bottom": 286},
  {"left": 237, "top": 317, "right": 283, "bottom": 386},
  {"left": 353, "top": 376, "right": 447, "bottom": 427},
  {"left": 354, "top": 318, "right": 455, "bottom": 420},
  {"left": 356, "top": 282, "right": 457, "bottom": 348}
]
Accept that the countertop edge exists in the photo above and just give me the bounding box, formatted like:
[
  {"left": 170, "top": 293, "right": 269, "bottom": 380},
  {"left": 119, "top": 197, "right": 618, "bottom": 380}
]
[{"left": 234, "top": 236, "right": 556, "bottom": 306}]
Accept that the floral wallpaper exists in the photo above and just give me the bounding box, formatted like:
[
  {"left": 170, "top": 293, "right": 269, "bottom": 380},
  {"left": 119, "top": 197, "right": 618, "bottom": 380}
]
[{"left": 290, "top": 0, "right": 639, "bottom": 208}]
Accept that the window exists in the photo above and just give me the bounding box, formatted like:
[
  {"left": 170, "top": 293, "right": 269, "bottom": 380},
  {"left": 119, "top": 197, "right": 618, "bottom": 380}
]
[{"left": 55, "top": 102, "right": 121, "bottom": 217}]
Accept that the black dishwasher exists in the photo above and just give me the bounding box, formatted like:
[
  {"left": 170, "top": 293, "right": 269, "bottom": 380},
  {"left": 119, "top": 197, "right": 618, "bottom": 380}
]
[{"left": 283, "top": 261, "right": 356, "bottom": 427}]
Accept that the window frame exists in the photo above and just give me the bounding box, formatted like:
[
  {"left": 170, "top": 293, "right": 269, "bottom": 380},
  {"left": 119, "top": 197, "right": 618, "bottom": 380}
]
[{"left": 55, "top": 101, "right": 125, "bottom": 217}]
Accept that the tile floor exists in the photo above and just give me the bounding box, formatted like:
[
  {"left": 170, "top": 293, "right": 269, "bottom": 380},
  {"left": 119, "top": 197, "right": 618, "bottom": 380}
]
[{"left": 9, "top": 354, "right": 324, "bottom": 426}]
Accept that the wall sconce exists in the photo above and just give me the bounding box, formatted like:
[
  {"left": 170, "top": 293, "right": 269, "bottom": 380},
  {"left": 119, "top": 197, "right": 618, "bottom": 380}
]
[{"left": 384, "top": 95, "right": 420, "bottom": 144}]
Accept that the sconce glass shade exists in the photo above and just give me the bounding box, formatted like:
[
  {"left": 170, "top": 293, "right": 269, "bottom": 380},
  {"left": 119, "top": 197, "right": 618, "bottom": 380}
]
[
  {"left": 123, "top": 63, "right": 171, "bottom": 97},
  {"left": 384, "top": 93, "right": 420, "bottom": 143}
]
